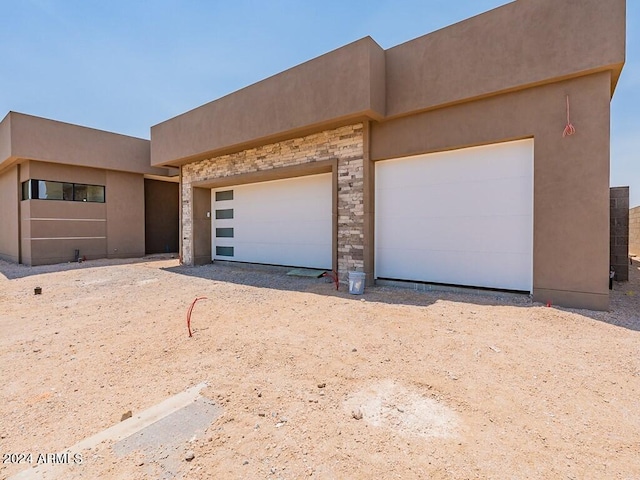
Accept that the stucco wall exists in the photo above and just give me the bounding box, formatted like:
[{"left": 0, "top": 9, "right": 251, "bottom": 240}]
[
  {"left": 384, "top": 0, "right": 625, "bottom": 118},
  {"left": 3, "top": 112, "right": 165, "bottom": 176},
  {"left": 106, "top": 171, "right": 145, "bottom": 259},
  {"left": 20, "top": 200, "right": 31, "bottom": 265},
  {"left": 630, "top": 206, "right": 640, "bottom": 257},
  {"left": 28, "top": 159, "right": 106, "bottom": 185},
  {"left": 22, "top": 161, "right": 107, "bottom": 265},
  {"left": 151, "top": 39, "right": 383, "bottom": 166},
  {"left": 27, "top": 200, "right": 108, "bottom": 265},
  {"left": 0, "top": 166, "right": 20, "bottom": 263},
  {"left": 181, "top": 124, "right": 364, "bottom": 279},
  {"left": 18, "top": 161, "right": 145, "bottom": 265},
  {"left": 371, "top": 72, "right": 612, "bottom": 310},
  {"left": 0, "top": 113, "right": 11, "bottom": 166}
]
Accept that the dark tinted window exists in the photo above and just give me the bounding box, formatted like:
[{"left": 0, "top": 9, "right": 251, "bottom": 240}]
[
  {"left": 215, "top": 190, "right": 233, "bottom": 201},
  {"left": 216, "top": 246, "right": 234, "bottom": 256},
  {"left": 215, "top": 209, "right": 234, "bottom": 220}
]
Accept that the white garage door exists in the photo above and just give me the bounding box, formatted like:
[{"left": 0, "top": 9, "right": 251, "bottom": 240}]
[
  {"left": 212, "top": 173, "right": 332, "bottom": 269},
  {"left": 375, "top": 139, "right": 533, "bottom": 292}
]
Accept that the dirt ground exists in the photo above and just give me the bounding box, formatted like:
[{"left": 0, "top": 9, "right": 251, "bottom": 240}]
[{"left": 1, "top": 255, "right": 639, "bottom": 479}]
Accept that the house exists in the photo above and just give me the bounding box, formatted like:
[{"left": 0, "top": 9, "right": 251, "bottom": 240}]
[
  {"left": 0, "top": 112, "right": 178, "bottom": 266},
  {"left": 150, "top": 0, "right": 625, "bottom": 310}
]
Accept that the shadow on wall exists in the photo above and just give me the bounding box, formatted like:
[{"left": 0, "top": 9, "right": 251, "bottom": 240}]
[{"left": 162, "top": 260, "right": 640, "bottom": 332}]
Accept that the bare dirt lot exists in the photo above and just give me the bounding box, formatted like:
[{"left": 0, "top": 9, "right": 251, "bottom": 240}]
[{"left": 1, "top": 256, "right": 639, "bottom": 479}]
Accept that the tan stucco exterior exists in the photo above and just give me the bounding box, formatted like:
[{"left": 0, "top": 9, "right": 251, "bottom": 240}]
[
  {"left": 106, "top": 171, "right": 146, "bottom": 259},
  {"left": 0, "top": 166, "right": 20, "bottom": 263},
  {"left": 384, "top": 0, "right": 624, "bottom": 119},
  {"left": 13, "top": 161, "right": 148, "bottom": 265},
  {"left": 0, "top": 112, "right": 169, "bottom": 176},
  {"left": 0, "top": 114, "right": 175, "bottom": 266},
  {"left": 150, "top": 0, "right": 625, "bottom": 310},
  {"left": 0, "top": 114, "right": 11, "bottom": 167},
  {"left": 151, "top": 37, "right": 385, "bottom": 167}
]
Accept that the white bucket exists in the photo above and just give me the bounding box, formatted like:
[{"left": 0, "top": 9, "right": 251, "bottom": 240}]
[{"left": 348, "top": 272, "right": 366, "bottom": 295}]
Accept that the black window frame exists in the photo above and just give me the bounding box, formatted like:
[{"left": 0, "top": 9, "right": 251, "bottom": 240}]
[{"left": 21, "top": 179, "right": 106, "bottom": 203}]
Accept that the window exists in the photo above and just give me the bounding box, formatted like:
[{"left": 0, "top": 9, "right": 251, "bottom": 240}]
[
  {"left": 63, "top": 183, "right": 74, "bottom": 200},
  {"left": 21, "top": 179, "right": 105, "bottom": 203},
  {"left": 36, "top": 180, "right": 73, "bottom": 200},
  {"left": 74, "top": 184, "right": 105, "bottom": 202},
  {"left": 216, "top": 246, "right": 234, "bottom": 257},
  {"left": 21, "top": 181, "right": 30, "bottom": 201},
  {"left": 215, "top": 209, "right": 234, "bottom": 219},
  {"left": 215, "top": 190, "right": 233, "bottom": 201},
  {"left": 216, "top": 228, "right": 234, "bottom": 238}
]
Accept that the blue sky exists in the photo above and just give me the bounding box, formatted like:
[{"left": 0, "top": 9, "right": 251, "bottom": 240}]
[{"left": 1, "top": 1, "right": 638, "bottom": 206}]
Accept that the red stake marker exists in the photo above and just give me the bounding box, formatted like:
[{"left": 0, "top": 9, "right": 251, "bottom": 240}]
[
  {"left": 187, "top": 297, "right": 208, "bottom": 337},
  {"left": 322, "top": 270, "right": 339, "bottom": 291}
]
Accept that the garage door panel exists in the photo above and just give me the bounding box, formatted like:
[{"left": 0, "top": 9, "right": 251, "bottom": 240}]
[
  {"left": 377, "top": 215, "right": 532, "bottom": 254},
  {"left": 235, "top": 193, "right": 328, "bottom": 219},
  {"left": 232, "top": 242, "right": 331, "bottom": 268},
  {"left": 377, "top": 178, "right": 531, "bottom": 218},
  {"left": 375, "top": 139, "right": 533, "bottom": 292},
  {"left": 213, "top": 173, "right": 332, "bottom": 269},
  {"left": 379, "top": 142, "right": 533, "bottom": 188},
  {"left": 376, "top": 248, "right": 532, "bottom": 291},
  {"left": 234, "top": 220, "right": 331, "bottom": 244}
]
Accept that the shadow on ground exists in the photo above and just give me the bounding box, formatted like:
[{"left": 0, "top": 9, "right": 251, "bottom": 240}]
[
  {"left": 0, "top": 254, "right": 177, "bottom": 280},
  {"left": 3, "top": 254, "right": 637, "bottom": 332},
  {"left": 163, "top": 259, "right": 640, "bottom": 332},
  {"left": 163, "top": 261, "right": 532, "bottom": 310}
]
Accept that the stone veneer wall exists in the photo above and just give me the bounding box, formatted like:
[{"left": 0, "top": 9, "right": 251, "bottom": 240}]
[
  {"left": 180, "top": 124, "right": 365, "bottom": 279},
  {"left": 630, "top": 206, "right": 640, "bottom": 257}
]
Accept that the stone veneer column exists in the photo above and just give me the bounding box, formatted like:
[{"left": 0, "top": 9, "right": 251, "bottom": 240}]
[
  {"left": 180, "top": 124, "right": 365, "bottom": 280},
  {"left": 337, "top": 155, "right": 365, "bottom": 280},
  {"left": 180, "top": 175, "right": 193, "bottom": 264}
]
